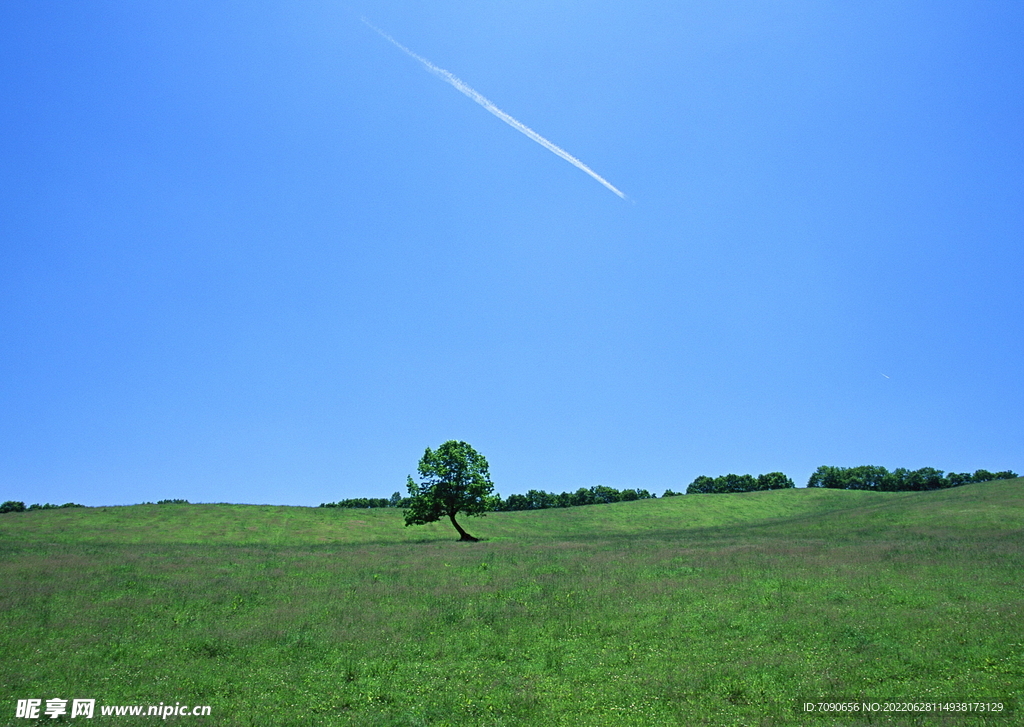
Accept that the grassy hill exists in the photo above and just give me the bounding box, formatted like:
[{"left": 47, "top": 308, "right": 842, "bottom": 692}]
[{"left": 2, "top": 480, "right": 1022, "bottom": 725}]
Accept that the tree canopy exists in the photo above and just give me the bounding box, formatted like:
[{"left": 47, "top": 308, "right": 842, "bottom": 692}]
[
  {"left": 806, "top": 465, "right": 1017, "bottom": 491},
  {"left": 404, "top": 440, "right": 496, "bottom": 541},
  {"left": 685, "top": 472, "right": 795, "bottom": 494}
]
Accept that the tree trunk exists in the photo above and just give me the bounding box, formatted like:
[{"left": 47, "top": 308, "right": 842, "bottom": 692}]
[{"left": 448, "top": 513, "right": 478, "bottom": 542}]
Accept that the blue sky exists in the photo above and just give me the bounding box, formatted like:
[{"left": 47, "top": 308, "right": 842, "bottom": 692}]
[{"left": 2, "top": 1, "right": 1021, "bottom": 507}]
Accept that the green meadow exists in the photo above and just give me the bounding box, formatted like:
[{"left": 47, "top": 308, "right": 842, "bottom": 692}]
[{"left": 2, "top": 481, "right": 1022, "bottom": 726}]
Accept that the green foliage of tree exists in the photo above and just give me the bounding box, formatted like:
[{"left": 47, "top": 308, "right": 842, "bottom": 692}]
[
  {"left": 321, "top": 497, "right": 391, "bottom": 508},
  {"left": 881, "top": 468, "right": 911, "bottom": 492},
  {"left": 501, "top": 493, "right": 530, "bottom": 510},
  {"left": 320, "top": 492, "right": 411, "bottom": 509},
  {"left": 848, "top": 465, "right": 889, "bottom": 491},
  {"left": 686, "top": 476, "right": 718, "bottom": 494},
  {"left": 944, "top": 471, "right": 974, "bottom": 488},
  {"left": 404, "top": 441, "right": 495, "bottom": 542},
  {"left": 806, "top": 466, "right": 842, "bottom": 489},
  {"left": 905, "top": 467, "right": 946, "bottom": 491},
  {"left": 491, "top": 485, "right": 656, "bottom": 512},
  {"left": 525, "top": 489, "right": 555, "bottom": 510},
  {"left": 806, "top": 465, "right": 1018, "bottom": 491},
  {"left": 589, "top": 485, "right": 622, "bottom": 504},
  {"left": 720, "top": 474, "right": 757, "bottom": 493},
  {"left": 571, "top": 488, "right": 594, "bottom": 506},
  {"left": 1, "top": 501, "right": 84, "bottom": 513},
  {"left": 687, "top": 472, "right": 792, "bottom": 494},
  {"left": 756, "top": 472, "right": 796, "bottom": 490}
]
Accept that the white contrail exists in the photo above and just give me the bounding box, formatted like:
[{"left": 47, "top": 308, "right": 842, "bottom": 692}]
[{"left": 362, "top": 18, "right": 626, "bottom": 199}]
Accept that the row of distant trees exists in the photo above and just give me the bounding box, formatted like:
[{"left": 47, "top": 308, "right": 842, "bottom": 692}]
[
  {"left": 5, "top": 465, "right": 1016, "bottom": 517},
  {"left": 321, "top": 494, "right": 407, "bottom": 509},
  {"left": 319, "top": 465, "right": 1019, "bottom": 510},
  {"left": 320, "top": 485, "right": 657, "bottom": 511},
  {"left": 0, "top": 499, "right": 190, "bottom": 514},
  {"left": 496, "top": 486, "right": 655, "bottom": 510},
  {"left": 685, "top": 472, "right": 796, "bottom": 494},
  {"left": 395, "top": 441, "right": 1021, "bottom": 541},
  {"left": 0, "top": 501, "right": 84, "bottom": 513},
  {"left": 807, "top": 466, "right": 1017, "bottom": 491},
  {"left": 683, "top": 467, "right": 1017, "bottom": 494}
]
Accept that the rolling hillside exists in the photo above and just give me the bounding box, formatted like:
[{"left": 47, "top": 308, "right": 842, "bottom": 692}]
[
  {"left": 4, "top": 478, "right": 1021, "bottom": 546},
  {"left": 2, "top": 479, "right": 1021, "bottom": 726}
]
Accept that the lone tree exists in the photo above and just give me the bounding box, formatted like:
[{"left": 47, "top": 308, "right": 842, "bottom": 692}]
[{"left": 404, "top": 440, "right": 495, "bottom": 541}]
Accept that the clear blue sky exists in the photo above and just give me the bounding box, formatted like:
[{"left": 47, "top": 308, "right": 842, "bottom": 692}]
[{"left": 2, "top": 1, "right": 1021, "bottom": 507}]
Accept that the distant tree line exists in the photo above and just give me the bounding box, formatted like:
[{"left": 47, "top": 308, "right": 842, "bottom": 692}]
[
  {"left": 686, "top": 472, "right": 795, "bottom": 494},
  {"left": 321, "top": 485, "right": 657, "bottom": 511},
  {"left": 1, "top": 500, "right": 196, "bottom": 513},
  {"left": 1, "top": 501, "right": 85, "bottom": 513},
  {"left": 494, "top": 485, "right": 655, "bottom": 511},
  {"left": 321, "top": 493, "right": 408, "bottom": 509},
  {"left": 318, "top": 464, "right": 1019, "bottom": 510},
  {"left": 807, "top": 466, "right": 1017, "bottom": 491}
]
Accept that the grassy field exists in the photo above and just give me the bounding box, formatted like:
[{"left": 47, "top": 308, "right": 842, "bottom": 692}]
[{"left": 1, "top": 481, "right": 1022, "bottom": 726}]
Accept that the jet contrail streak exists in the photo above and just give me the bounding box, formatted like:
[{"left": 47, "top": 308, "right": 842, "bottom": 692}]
[{"left": 363, "top": 18, "right": 626, "bottom": 199}]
